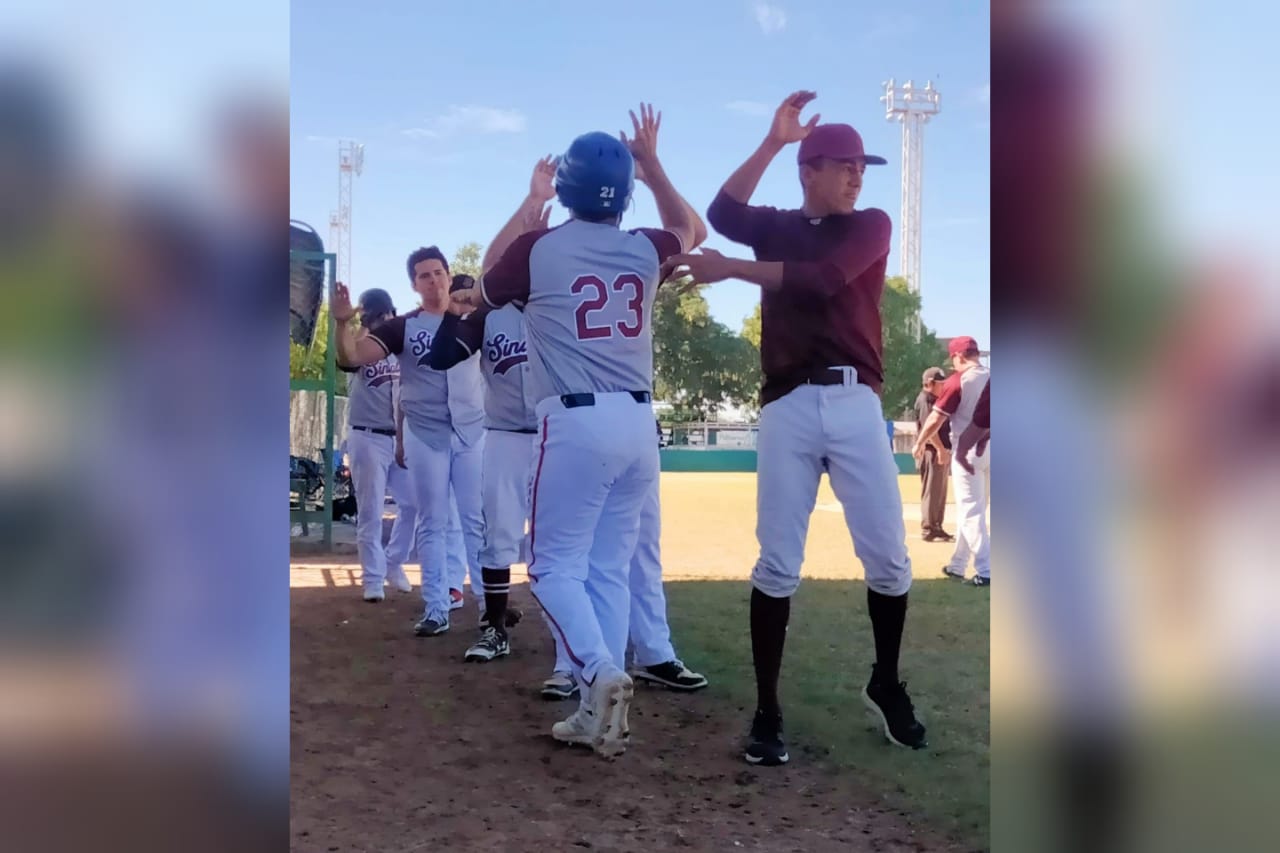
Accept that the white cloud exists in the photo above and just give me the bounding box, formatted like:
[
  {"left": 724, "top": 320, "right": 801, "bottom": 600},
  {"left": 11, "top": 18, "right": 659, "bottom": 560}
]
[
  {"left": 752, "top": 2, "right": 787, "bottom": 34},
  {"left": 725, "top": 100, "right": 772, "bottom": 117},
  {"left": 402, "top": 105, "right": 527, "bottom": 140},
  {"left": 305, "top": 134, "right": 342, "bottom": 144}
]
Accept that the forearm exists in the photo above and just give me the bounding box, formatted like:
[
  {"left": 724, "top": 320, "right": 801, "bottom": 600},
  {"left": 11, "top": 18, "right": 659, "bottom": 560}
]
[
  {"left": 335, "top": 320, "right": 359, "bottom": 366},
  {"left": 916, "top": 411, "right": 947, "bottom": 447},
  {"left": 642, "top": 160, "right": 696, "bottom": 250},
  {"left": 720, "top": 138, "right": 785, "bottom": 204},
  {"left": 724, "top": 258, "right": 786, "bottom": 291},
  {"left": 482, "top": 193, "right": 541, "bottom": 273}
]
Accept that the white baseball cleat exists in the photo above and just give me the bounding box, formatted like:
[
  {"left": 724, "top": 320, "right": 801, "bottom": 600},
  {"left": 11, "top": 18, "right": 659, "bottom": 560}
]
[
  {"left": 362, "top": 584, "right": 385, "bottom": 603},
  {"left": 589, "top": 670, "right": 634, "bottom": 759},
  {"left": 386, "top": 569, "right": 413, "bottom": 593},
  {"left": 551, "top": 706, "right": 597, "bottom": 747}
]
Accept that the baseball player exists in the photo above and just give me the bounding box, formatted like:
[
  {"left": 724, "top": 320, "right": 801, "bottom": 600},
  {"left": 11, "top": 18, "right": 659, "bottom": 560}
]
[
  {"left": 953, "top": 380, "right": 990, "bottom": 474},
  {"left": 450, "top": 105, "right": 700, "bottom": 758},
  {"left": 336, "top": 288, "right": 417, "bottom": 601},
  {"left": 443, "top": 273, "right": 489, "bottom": 617},
  {"left": 625, "top": 476, "right": 709, "bottom": 690},
  {"left": 332, "top": 246, "right": 485, "bottom": 637},
  {"left": 914, "top": 336, "right": 991, "bottom": 585},
  {"left": 427, "top": 260, "right": 549, "bottom": 661},
  {"left": 665, "top": 91, "right": 927, "bottom": 765}
]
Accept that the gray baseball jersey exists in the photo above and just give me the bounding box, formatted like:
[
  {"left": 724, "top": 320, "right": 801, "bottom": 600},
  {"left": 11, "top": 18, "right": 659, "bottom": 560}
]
[
  {"left": 478, "top": 220, "right": 681, "bottom": 404},
  {"left": 343, "top": 353, "right": 399, "bottom": 431},
  {"left": 368, "top": 309, "right": 452, "bottom": 449},
  {"left": 934, "top": 363, "right": 991, "bottom": 437},
  {"left": 447, "top": 304, "right": 537, "bottom": 432},
  {"left": 446, "top": 352, "right": 486, "bottom": 446}
]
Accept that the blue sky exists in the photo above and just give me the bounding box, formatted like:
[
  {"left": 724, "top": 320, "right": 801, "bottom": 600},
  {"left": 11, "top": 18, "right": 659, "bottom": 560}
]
[{"left": 291, "top": 0, "right": 990, "bottom": 345}]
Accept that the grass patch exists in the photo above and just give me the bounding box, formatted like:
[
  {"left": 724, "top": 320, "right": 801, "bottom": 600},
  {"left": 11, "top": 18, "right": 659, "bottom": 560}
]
[{"left": 665, "top": 577, "right": 989, "bottom": 849}]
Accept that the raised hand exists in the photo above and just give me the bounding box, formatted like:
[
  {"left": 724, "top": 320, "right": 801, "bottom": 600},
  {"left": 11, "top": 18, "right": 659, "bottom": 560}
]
[
  {"left": 767, "top": 90, "right": 820, "bottom": 145},
  {"left": 529, "top": 155, "right": 557, "bottom": 203},
  {"left": 621, "top": 102, "right": 661, "bottom": 170},
  {"left": 332, "top": 282, "right": 356, "bottom": 322}
]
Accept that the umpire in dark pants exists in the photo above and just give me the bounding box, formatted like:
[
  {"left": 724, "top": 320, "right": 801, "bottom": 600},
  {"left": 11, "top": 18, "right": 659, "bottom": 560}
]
[{"left": 915, "top": 368, "right": 955, "bottom": 542}]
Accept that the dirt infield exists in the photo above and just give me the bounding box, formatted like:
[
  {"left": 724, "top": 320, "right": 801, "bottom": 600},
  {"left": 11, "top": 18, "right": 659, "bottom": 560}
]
[
  {"left": 292, "top": 587, "right": 963, "bottom": 852},
  {"left": 291, "top": 474, "right": 979, "bottom": 852}
]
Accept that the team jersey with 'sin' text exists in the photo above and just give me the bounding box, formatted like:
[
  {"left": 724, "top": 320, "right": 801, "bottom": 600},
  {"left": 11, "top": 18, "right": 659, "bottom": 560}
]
[{"left": 342, "top": 353, "right": 399, "bottom": 431}]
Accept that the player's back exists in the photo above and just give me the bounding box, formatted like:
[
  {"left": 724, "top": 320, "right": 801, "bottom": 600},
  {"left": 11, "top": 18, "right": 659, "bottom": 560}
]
[{"left": 523, "top": 219, "right": 669, "bottom": 402}]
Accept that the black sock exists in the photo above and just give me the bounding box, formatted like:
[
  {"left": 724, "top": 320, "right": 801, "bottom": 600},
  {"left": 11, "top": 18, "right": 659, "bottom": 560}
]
[
  {"left": 481, "top": 567, "right": 510, "bottom": 637},
  {"left": 750, "top": 587, "right": 790, "bottom": 717},
  {"left": 867, "top": 588, "right": 908, "bottom": 685}
]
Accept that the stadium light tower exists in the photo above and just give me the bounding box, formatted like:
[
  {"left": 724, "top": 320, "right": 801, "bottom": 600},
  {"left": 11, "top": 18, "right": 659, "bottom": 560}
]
[
  {"left": 881, "top": 79, "right": 940, "bottom": 302},
  {"left": 333, "top": 140, "right": 364, "bottom": 287}
]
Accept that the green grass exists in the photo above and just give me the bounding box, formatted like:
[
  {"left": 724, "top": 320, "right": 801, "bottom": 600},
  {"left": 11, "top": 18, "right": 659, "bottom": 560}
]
[{"left": 665, "top": 577, "right": 990, "bottom": 849}]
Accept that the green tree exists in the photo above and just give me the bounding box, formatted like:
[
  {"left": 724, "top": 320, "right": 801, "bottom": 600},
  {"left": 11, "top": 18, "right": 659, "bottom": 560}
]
[
  {"left": 451, "top": 241, "right": 483, "bottom": 279},
  {"left": 289, "top": 301, "right": 356, "bottom": 388},
  {"left": 652, "top": 281, "right": 761, "bottom": 421},
  {"left": 741, "top": 301, "right": 762, "bottom": 349},
  {"left": 880, "top": 275, "right": 946, "bottom": 420}
]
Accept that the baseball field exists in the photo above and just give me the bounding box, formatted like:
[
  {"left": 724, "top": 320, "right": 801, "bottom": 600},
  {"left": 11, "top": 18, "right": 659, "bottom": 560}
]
[{"left": 290, "top": 472, "right": 989, "bottom": 852}]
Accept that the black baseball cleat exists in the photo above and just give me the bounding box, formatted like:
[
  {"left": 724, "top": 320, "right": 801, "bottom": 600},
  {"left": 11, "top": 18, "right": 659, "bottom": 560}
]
[
  {"left": 744, "top": 708, "right": 789, "bottom": 766},
  {"left": 463, "top": 626, "right": 510, "bottom": 662},
  {"left": 862, "top": 665, "right": 928, "bottom": 749},
  {"left": 631, "top": 660, "right": 709, "bottom": 691},
  {"left": 971, "top": 576, "right": 990, "bottom": 587}
]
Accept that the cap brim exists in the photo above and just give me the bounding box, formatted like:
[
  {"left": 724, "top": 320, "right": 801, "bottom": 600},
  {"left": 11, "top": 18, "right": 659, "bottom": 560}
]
[{"left": 864, "top": 155, "right": 887, "bottom": 165}]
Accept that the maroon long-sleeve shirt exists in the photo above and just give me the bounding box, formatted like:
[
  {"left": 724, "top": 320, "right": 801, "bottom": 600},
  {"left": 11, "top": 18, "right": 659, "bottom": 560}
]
[{"left": 706, "top": 189, "right": 891, "bottom": 406}]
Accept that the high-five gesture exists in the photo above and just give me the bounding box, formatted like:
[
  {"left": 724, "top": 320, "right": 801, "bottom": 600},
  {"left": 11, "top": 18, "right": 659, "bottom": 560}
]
[
  {"left": 768, "top": 90, "right": 820, "bottom": 145},
  {"left": 529, "top": 155, "right": 557, "bottom": 204},
  {"left": 621, "top": 102, "right": 662, "bottom": 176},
  {"left": 332, "top": 281, "right": 356, "bottom": 322},
  {"left": 661, "top": 248, "right": 736, "bottom": 287}
]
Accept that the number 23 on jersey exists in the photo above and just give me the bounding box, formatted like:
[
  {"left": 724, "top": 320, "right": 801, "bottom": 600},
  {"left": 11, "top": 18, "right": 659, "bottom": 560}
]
[{"left": 572, "top": 274, "right": 644, "bottom": 341}]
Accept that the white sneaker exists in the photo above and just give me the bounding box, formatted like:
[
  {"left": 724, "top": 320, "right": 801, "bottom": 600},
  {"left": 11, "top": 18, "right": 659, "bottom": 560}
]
[
  {"left": 589, "top": 670, "right": 634, "bottom": 759},
  {"left": 362, "top": 583, "right": 385, "bottom": 602},
  {"left": 551, "top": 706, "right": 597, "bottom": 747},
  {"left": 386, "top": 569, "right": 413, "bottom": 593}
]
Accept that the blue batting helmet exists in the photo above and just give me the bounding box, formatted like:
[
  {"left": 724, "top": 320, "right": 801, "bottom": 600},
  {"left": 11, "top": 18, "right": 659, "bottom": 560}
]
[
  {"left": 554, "top": 131, "right": 634, "bottom": 217},
  {"left": 357, "top": 288, "right": 396, "bottom": 324}
]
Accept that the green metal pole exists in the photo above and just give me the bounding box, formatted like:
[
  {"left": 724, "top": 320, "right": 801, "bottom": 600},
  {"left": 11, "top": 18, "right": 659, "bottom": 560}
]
[{"left": 323, "top": 254, "right": 336, "bottom": 549}]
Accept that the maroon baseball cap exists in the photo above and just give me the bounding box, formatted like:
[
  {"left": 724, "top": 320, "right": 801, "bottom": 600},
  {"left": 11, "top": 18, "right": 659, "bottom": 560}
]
[
  {"left": 797, "top": 124, "right": 887, "bottom": 166},
  {"left": 947, "top": 336, "right": 980, "bottom": 357}
]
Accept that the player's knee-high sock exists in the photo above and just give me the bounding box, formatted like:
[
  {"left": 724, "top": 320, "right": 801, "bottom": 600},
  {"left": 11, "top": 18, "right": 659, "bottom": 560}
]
[
  {"left": 482, "top": 567, "right": 510, "bottom": 636},
  {"left": 750, "top": 587, "right": 790, "bottom": 716},
  {"left": 867, "top": 588, "right": 908, "bottom": 684}
]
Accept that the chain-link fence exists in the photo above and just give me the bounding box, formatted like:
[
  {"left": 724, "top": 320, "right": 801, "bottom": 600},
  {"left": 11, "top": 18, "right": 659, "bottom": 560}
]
[{"left": 660, "top": 421, "right": 920, "bottom": 453}]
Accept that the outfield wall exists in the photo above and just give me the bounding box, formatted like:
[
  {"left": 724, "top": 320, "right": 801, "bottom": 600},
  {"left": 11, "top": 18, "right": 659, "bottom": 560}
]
[{"left": 660, "top": 449, "right": 918, "bottom": 475}]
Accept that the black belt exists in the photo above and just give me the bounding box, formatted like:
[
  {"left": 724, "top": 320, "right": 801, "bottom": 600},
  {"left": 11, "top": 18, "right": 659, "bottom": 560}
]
[
  {"left": 560, "top": 390, "right": 651, "bottom": 409},
  {"left": 495, "top": 427, "right": 539, "bottom": 435},
  {"left": 353, "top": 425, "right": 396, "bottom": 436},
  {"left": 802, "top": 368, "right": 864, "bottom": 387}
]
